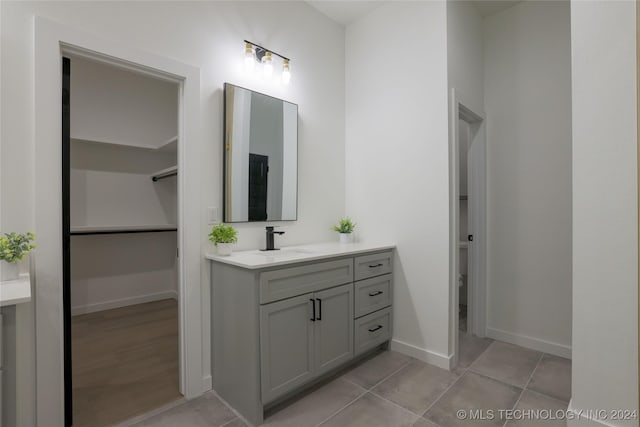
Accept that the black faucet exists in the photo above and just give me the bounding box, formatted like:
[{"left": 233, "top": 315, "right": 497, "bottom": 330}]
[{"left": 263, "top": 226, "right": 285, "bottom": 251}]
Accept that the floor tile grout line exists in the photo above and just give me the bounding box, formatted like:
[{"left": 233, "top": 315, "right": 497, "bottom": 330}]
[
  {"left": 501, "top": 352, "right": 545, "bottom": 427},
  {"left": 312, "top": 388, "right": 369, "bottom": 427},
  {"left": 524, "top": 383, "right": 571, "bottom": 405},
  {"left": 219, "top": 417, "right": 241, "bottom": 427},
  {"left": 417, "top": 336, "right": 496, "bottom": 421},
  {"left": 314, "top": 357, "right": 414, "bottom": 427},
  {"left": 465, "top": 339, "right": 497, "bottom": 372},
  {"left": 367, "top": 387, "right": 430, "bottom": 419},
  {"left": 367, "top": 357, "right": 414, "bottom": 390},
  {"left": 419, "top": 368, "right": 465, "bottom": 420}
]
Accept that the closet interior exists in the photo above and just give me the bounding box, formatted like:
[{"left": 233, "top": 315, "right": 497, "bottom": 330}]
[
  {"left": 458, "top": 119, "right": 470, "bottom": 333},
  {"left": 68, "top": 56, "right": 181, "bottom": 427}
]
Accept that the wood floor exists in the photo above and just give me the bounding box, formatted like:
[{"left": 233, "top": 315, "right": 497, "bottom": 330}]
[{"left": 72, "top": 299, "right": 181, "bottom": 427}]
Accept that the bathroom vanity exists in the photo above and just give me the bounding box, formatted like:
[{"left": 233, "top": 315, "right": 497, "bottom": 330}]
[{"left": 207, "top": 242, "right": 394, "bottom": 425}]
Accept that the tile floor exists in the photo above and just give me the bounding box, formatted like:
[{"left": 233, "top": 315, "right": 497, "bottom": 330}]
[{"left": 126, "top": 333, "right": 571, "bottom": 427}]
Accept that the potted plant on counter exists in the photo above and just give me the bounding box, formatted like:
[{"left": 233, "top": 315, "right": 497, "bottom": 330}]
[
  {"left": 0, "top": 232, "right": 36, "bottom": 281},
  {"left": 209, "top": 224, "right": 238, "bottom": 256},
  {"left": 332, "top": 217, "right": 356, "bottom": 244}
]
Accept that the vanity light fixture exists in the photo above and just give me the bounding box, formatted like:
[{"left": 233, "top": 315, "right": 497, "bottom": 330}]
[{"left": 243, "top": 40, "right": 291, "bottom": 84}]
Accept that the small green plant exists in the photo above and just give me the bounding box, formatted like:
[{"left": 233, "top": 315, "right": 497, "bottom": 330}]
[
  {"left": 0, "top": 232, "right": 36, "bottom": 263},
  {"left": 208, "top": 224, "right": 238, "bottom": 245},
  {"left": 332, "top": 217, "right": 356, "bottom": 234}
]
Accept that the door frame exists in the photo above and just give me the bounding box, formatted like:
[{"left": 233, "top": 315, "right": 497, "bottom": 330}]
[
  {"left": 448, "top": 89, "right": 487, "bottom": 368},
  {"left": 35, "top": 17, "right": 203, "bottom": 426}
]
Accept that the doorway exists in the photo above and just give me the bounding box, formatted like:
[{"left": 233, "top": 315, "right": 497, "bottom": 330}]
[
  {"left": 62, "top": 55, "right": 182, "bottom": 426},
  {"left": 449, "top": 91, "right": 487, "bottom": 367}
]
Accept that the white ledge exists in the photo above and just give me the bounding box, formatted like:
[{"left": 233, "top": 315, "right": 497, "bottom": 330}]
[
  {"left": 205, "top": 241, "right": 396, "bottom": 270},
  {"left": 0, "top": 273, "right": 32, "bottom": 306}
]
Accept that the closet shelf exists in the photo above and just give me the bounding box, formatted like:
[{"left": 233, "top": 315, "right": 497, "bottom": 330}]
[
  {"left": 71, "top": 136, "right": 177, "bottom": 152},
  {"left": 151, "top": 165, "right": 177, "bottom": 182},
  {"left": 71, "top": 225, "right": 178, "bottom": 235}
]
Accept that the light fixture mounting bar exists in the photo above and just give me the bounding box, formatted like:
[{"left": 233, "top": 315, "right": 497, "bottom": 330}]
[{"left": 244, "top": 40, "right": 290, "bottom": 62}]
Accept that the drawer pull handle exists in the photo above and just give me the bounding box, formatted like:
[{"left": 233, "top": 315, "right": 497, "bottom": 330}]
[
  {"left": 368, "top": 291, "right": 384, "bottom": 296},
  {"left": 310, "top": 298, "right": 316, "bottom": 322},
  {"left": 368, "top": 325, "right": 383, "bottom": 332},
  {"left": 369, "top": 263, "right": 383, "bottom": 268}
]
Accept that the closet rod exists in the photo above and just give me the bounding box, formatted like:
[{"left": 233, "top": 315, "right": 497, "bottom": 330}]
[
  {"left": 71, "top": 228, "right": 177, "bottom": 236},
  {"left": 152, "top": 171, "right": 177, "bottom": 182},
  {"left": 151, "top": 165, "right": 178, "bottom": 182}
]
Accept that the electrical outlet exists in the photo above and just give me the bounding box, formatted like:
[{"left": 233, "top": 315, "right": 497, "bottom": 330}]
[{"left": 208, "top": 207, "right": 219, "bottom": 224}]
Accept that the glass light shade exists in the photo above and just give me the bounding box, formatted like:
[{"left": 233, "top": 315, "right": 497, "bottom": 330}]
[
  {"left": 262, "top": 51, "right": 273, "bottom": 79},
  {"left": 244, "top": 43, "right": 254, "bottom": 72},
  {"left": 282, "top": 60, "right": 291, "bottom": 85}
]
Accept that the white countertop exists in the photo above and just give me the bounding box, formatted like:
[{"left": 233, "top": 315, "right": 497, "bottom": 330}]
[
  {"left": 206, "top": 241, "right": 395, "bottom": 270},
  {"left": 0, "top": 274, "right": 32, "bottom": 306}
]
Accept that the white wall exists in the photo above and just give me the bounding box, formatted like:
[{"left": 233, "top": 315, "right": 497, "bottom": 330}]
[
  {"left": 570, "top": 1, "right": 638, "bottom": 425},
  {"left": 346, "top": 1, "right": 451, "bottom": 367},
  {"left": 447, "top": 0, "right": 484, "bottom": 111},
  {"left": 1, "top": 0, "right": 345, "bottom": 410},
  {"left": 483, "top": 1, "right": 573, "bottom": 357},
  {"left": 70, "top": 56, "right": 178, "bottom": 149}
]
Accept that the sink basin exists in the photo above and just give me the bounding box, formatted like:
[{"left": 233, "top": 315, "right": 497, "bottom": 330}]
[{"left": 255, "top": 247, "right": 315, "bottom": 257}]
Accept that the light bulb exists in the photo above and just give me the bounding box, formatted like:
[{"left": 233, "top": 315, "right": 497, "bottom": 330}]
[
  {"left": 282, "top": 59, "right": 291, "bottom": 85},
  {"left": 262, "top": 51, "right": 273, "bottom": 79},
  {"left": 244, "top": 42, "right": 254, "bottom": 72}
]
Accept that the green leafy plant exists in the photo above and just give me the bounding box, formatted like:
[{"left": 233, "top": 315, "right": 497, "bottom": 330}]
[
  {"left": 0, "top": 232, "right": 36, "bottom": 263},
  {"left": 332, "top": 217, "right": 356, "bottom": 234},
  {"left": 208, "top": 224, "right": 238, "bottom": 245}
]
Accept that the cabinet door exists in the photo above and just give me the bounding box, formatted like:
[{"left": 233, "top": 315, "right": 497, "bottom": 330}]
[
  {"left": 314, "top": 283, "right": 354, "bottom": 376},
  {"left": 260, "top": 293, "right": 315, "bottom": 404}
]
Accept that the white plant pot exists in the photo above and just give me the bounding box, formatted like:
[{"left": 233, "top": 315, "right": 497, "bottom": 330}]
[
  {"left": 217, "top": 243, "right": 234, "bottom": 256},
  {"left": 1, "top": 261, "right": 20, "bottom": 281},
  {"left": 339, "top": 233, "right": 353, "bottom": 244}
]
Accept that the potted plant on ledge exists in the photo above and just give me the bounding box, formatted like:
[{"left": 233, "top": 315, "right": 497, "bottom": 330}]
[
  {"left": 209, "top": 224, "right": 238, "bottom": 256},
  {"left": 0, "top": 232, "right": 36, "bottom": 281},
  {"left": 332, "top": 217, "right": 356, "bottom": 244}
]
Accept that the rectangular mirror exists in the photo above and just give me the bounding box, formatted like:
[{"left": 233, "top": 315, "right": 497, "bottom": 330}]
[{"left": 223, "top": 83, "right": 298, "bottom": 222}]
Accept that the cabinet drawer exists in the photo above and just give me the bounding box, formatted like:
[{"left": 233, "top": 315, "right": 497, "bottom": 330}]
[
  {"left": 260, "top": 259, "right": 354, "bottom": 304},
  {"left": 354, "top": 251, "right": 392, "bottom": 281},
  {"left": 355, "top": 275, "right": 392, "bottom": 318},
  {"left": 354, "top": 307, "right": 391, "bottom": 356}
]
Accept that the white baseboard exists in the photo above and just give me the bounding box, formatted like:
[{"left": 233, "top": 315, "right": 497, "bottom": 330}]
[
  {"left": 567, "top": 399, "right": 618, "bottom": 427},
  {"left": 390, "top": 339, "right": 451, "bottom": 370},
  {"left": 71, "top": 290, "right": 178, "bottom": 315},
  {"left": 486, "top": 327, "right": 571, "bottom": 359},
  {"left": 202, "top": 375, "right": 212, "bottom": 392}
]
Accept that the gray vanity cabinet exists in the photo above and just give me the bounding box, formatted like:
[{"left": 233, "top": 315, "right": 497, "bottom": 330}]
[{"left": 210, "top": 246, "right": 393, "bottom": 426}]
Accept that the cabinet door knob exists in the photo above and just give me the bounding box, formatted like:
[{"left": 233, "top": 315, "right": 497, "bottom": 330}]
[
  {"left": 310, "top": 298, "right": 316, "bottom": 322},
  {"left": 368, "top": 290, "right": 383, "bottom": 297},
  {"left": 368, "top": 325, "right": 383, "bottom": 332}
]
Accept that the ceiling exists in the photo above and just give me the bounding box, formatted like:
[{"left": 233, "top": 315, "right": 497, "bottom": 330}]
[
  {"left": 305, "top": 1, "right": 385, "bottom": 26},
  {"left": 470, "top": 0, "right": 523, "bottom": 17},
  {"left": 305, "top": 0, "right": 523, "bottom": 26}
]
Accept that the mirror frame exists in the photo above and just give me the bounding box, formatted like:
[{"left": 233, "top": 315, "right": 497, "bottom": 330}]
[{"left": 223, "top": 82, "right": 299, "bottom": 223}]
